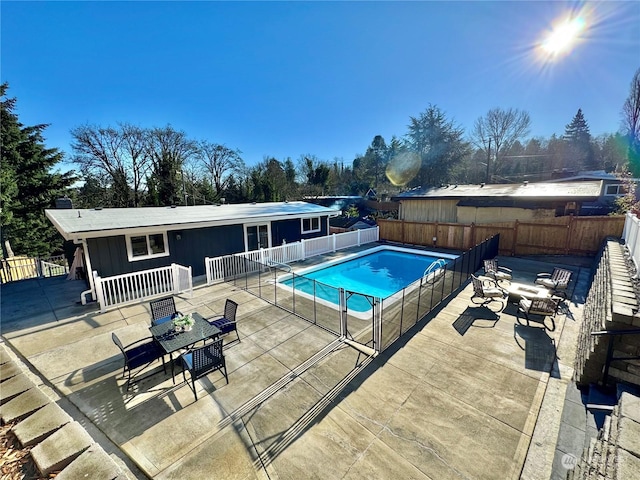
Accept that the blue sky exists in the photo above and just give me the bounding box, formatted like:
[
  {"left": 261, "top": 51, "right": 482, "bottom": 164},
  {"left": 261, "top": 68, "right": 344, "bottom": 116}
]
[{"left": 2, "top": 1, "right": 639, "bottom": 171}]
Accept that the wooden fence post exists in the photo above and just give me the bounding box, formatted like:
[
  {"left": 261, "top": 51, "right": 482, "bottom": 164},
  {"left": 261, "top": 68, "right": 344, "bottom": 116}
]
[
  {"left": 512, "top": 220, "right": 519, "bottom": 256},
  {"left": 566, "top": 215, "right": 574, "bottom": 254},
  {"left": 469, "top": 223, "right": 476, "bottom": 250}
]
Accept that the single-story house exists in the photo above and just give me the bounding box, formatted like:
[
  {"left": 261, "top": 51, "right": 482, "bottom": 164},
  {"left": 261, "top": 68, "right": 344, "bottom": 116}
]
[
  {"left": 391, "top": 181, "right": 603, "bottom": 224},
  {"left": 45, "top": 201, "right": 341, "bottom": 289},
  {"left": 548, "top": 171, "right": 639, "bottom": 215}
]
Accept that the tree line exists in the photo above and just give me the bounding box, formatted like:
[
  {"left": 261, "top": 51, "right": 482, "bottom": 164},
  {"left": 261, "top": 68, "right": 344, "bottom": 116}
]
[
  {"left": 67, "top": 72, "right": 640, "bottom": 209},
  {"left": 1, "top": 67, "right": 639, "bottom": 257}
]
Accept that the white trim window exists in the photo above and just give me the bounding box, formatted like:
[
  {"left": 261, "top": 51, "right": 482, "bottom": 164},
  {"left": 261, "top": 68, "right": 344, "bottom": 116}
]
[
  {"left": 301, "top": 217, "right": 321, "bottom": 234},
  {"left": 126, "top": 232, "right": 170, "bottom": 261},
  {"left": 604, "top": 183, "right": 629, "bottom": 197}
]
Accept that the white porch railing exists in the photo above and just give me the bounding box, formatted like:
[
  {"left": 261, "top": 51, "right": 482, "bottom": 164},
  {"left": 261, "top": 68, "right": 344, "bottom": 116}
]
[
  {"left": 93, "top": 263, "right": 193, "bottom": 312},
  {"left": 205, "top": 227, "right": 379, "bottom": 285},
  {"left": 622, "top": 212, "right": 640, "bottom": 273}
]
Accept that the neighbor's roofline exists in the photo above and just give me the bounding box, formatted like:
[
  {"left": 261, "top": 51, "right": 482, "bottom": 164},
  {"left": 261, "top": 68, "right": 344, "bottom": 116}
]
[{"left": 391, "top": 180, "right": 603, "bottom": 200}]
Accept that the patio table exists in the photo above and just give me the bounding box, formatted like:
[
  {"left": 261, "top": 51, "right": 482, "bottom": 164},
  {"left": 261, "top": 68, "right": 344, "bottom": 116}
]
[
  {"left": 507, "top": 282, "right": 550, "bottom": 305},
  {"left": 149, "top": 312, "right": 220, "bottom": 379}
]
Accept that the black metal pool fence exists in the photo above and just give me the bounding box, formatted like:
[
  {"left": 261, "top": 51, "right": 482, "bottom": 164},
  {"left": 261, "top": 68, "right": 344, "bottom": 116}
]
[{"left": 228, "top": 235, "right": 500, "bottom": 354}]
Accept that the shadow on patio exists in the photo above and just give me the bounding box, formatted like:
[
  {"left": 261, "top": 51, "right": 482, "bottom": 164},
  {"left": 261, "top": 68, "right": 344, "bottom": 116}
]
[{"left": 1, "top": 252, "right": 593, "bottom": 479}]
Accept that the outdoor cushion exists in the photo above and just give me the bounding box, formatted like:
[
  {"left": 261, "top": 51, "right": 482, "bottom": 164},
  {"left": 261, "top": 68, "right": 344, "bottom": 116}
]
[
  {"left": 182, "top": 352, "right": 194, "bottom": 370},
  {"left": 126, "top": 342, "right": 166, "bottom": 370},
  {"left": 208, "top": 318, "right": 236, "bottom": 334},
  {"left": 153, "top": 315, "right": 173, "bottom": 326}
]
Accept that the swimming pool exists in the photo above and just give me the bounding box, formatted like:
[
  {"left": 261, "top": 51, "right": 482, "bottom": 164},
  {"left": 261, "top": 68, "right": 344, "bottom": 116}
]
[{"left": 279, "top": 246, "right": 458, "bottom": 313}]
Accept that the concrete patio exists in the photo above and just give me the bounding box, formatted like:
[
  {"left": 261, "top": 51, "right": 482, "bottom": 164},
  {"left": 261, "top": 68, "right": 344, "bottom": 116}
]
[{"left": 0, "top": 251, "right": 594, "bottom": 479}]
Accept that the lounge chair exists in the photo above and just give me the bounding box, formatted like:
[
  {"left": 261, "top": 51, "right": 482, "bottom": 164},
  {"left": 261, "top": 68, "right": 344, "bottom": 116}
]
[
  {"left": 518, "top": 295, "right": 560, "bottom": 329},
  {"left": 112, "top": 333, "right": 166, "bottom": 391},
  {"left": 207, "top": 299, "right": 239, "bottom": 344},
  {"left": 180, "top": 338, "right": 228, "bottom": 401},
  {"left": 535, "top": 267, "right": 572, "bottom": 299},
  {"left": 150, "top": 296, "right": 183, "bottom": 326},
  {"left": 471, "top": 274, "right": 505, "bottom": 308},
  {"left": 483, "top": 258, "right": 512, "bottom": 284}
]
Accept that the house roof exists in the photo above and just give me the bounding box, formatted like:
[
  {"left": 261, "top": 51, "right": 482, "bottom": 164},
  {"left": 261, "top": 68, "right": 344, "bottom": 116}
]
[
  {"left": 329, "top": 216, "right": 377, "bottom": 229},
  {"left": 546, "top": 170, "right": 640, "bottom": 183},
  {"left": 392, "top": 181, "right": 602, "bottom": 201},
  {"left": 45, "top": 201, "right": 341, "bottom": 241}
]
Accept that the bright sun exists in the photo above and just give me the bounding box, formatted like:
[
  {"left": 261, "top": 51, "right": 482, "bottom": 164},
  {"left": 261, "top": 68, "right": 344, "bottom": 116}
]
[{"left": 540, "top": 15, "right": 587, "bottom": 59}]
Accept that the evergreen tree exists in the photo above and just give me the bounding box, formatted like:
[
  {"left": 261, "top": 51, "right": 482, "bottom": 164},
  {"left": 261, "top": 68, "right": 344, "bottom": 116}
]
[
  {"left": 405, "top": 105, "right": 471, "bottom": 187},
  {"left": 563, "top": 108, "right": 595, "bottom": 170},
  {"left": 1, "top": 83, "right": 75, "bottom": 256}
]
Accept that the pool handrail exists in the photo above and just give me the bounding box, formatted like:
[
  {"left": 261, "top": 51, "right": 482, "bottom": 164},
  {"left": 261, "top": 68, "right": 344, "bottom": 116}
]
[
  {"left": 422, "top": 258, "right": 447, "bottom": 285},
  {"left": 266, "top": 259, "right": 292, "bottom": 273}
]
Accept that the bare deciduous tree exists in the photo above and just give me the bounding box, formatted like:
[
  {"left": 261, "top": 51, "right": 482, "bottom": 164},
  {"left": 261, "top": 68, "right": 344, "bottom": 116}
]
[
  {"left": 146, "top": 125, "right": 197, "bottom": 206},
  {"left": 71, "top": 124, "right": 131, "bottom": 206},
  {"left": 622, "top": 68, "right": 640, "bottom": 174},
  {"left": 472, "top": 107, "right": 531, "bottom": 182},
  {"left": 196, "top": 141, "right": 242, "bottom": 196}
]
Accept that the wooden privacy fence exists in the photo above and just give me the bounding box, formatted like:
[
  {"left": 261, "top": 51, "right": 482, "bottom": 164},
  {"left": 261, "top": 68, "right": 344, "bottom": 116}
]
[
  {"left": 0, "top": 254, "right": 69, "bottom": 284},
  {"left": 378, "top": 215, "right": 625, "bottom": 256}
]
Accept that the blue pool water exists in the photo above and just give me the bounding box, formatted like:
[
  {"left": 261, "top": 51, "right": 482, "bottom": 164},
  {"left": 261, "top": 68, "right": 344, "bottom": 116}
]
[{"left": 281, "top": 249, "right": 452, "bottom": 312}]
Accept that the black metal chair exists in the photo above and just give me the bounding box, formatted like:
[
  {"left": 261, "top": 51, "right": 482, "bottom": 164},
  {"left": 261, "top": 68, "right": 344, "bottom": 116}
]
[
  {"left": 112, "top": 332, "right": 166, "bottom": 391},
  {"left": 150, "top": 296, "right": 183, "bottom": 326},
  {"left": 207, "top": 299, "right": 239, "bottom": 344},
  {"left": 471, "top": 274, "right": 505, "bottom": 309},
  {"left": 180, "top": 338, "right": 228, "bottom": 401}
]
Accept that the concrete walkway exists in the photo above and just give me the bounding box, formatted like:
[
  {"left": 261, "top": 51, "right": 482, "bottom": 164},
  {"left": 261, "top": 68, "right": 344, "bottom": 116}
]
[{"left": 0, "top": 253, "right": 593, "bottom": 479}]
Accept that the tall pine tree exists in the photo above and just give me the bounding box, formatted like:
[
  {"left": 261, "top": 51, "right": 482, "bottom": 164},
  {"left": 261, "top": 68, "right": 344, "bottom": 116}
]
[
  {"left": 563, "top": 108, "right": 596, "bottom": 170},
  {"left": 1, "top": 83, "right": 75, "bottom": 257}
]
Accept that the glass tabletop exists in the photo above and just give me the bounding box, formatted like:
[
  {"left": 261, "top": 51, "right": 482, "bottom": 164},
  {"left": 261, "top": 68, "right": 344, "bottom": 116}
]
[{"left": 149, "top": 312, "right": 220, "bottom": 354}]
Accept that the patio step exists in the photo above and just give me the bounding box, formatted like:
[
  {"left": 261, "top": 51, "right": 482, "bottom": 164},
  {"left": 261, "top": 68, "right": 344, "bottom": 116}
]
[
  {"left": 55, "top": 446, "right": 128, "bottom": 480},
  {"left": 12, "top": 402, "right": 72, "bottom": 447},
  {"left": 30, "top": 421, "right": 93, "bottom": 476},
  {"left": 0, "top": 388, "right": 51, "bottom": 423},
  {"left": 0, "top": 373, "right": 34, "bottom": 405},
  {"left": 0, "top": 342, "right": 134, "bottom": 479},
  {"left": 0, "top": 360, "right": 22, "bottom": 381},
  {"left": 567, "top": 390, "right": 640, "bottom": 479}
]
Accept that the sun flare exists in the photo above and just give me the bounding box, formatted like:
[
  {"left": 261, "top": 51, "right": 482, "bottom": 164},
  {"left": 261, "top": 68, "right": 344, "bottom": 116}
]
[
  {"left": 538, "top": 14, "right": 587, "bottom": 61},
  {"left": 541, "top": 16, "right": 586, "bottom": 57}
]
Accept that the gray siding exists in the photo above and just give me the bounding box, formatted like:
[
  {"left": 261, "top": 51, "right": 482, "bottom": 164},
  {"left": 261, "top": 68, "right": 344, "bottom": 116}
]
[
  {"left": 271, "top": 216, "right": 329, "bottom": 246},
  {"left": 87, "top": 224, "right": 245, "bottom": 278}
]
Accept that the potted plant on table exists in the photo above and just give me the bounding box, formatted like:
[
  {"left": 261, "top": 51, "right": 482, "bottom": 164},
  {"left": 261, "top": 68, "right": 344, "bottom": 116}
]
[{"left": 172, "top": 313, "right": 195, "bottom": 332}]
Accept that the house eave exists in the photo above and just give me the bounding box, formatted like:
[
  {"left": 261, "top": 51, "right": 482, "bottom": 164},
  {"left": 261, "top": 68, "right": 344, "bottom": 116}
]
[{"left": 49, "top": 209, "right": 341, "bottom": 242}]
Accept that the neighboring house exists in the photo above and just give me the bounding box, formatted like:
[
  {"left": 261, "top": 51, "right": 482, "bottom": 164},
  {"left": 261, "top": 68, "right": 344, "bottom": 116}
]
[
  {"left": 392, "top": 181, "right": 602, "bottom": 224},
  {"left": 329, "top": 216, "right": 377, "bottom": 234},
  {"left": 45, "top": 201, "right": 341, "bottom": 285},
  {"left": 549, "top": 171, "right": 639, "bottom": 215}
]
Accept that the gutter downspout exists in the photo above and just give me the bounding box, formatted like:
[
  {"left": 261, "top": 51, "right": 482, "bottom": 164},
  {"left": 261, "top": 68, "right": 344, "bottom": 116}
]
[{"left": 79, "top": 238, "right": 96, "bottom": 304}]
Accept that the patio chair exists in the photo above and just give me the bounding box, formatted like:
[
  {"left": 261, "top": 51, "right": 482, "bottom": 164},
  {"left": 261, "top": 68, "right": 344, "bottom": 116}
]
[
  {"left": 150, "top": 296, "right": 183, "bottom": 326},
  {"left": 207, "top": 299, "right": 239, "bottom": 344},
  {"left": 471, "top": 274, "right": 505, "bottom": 308},
  {"left": 534, "top": 267, "right": 572, "bottom": 299},
  {"left": 483, "top": 258, "right": 512, "bottom": 285},
  {"left": 180, "top": 338, "right": 228, "bottom": 401},
  {"left": 112, "top": 333, "right": 166, "bottom": 391},
  {"left": 518, "top": 296, "right": 560, "bottom": 329}
]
